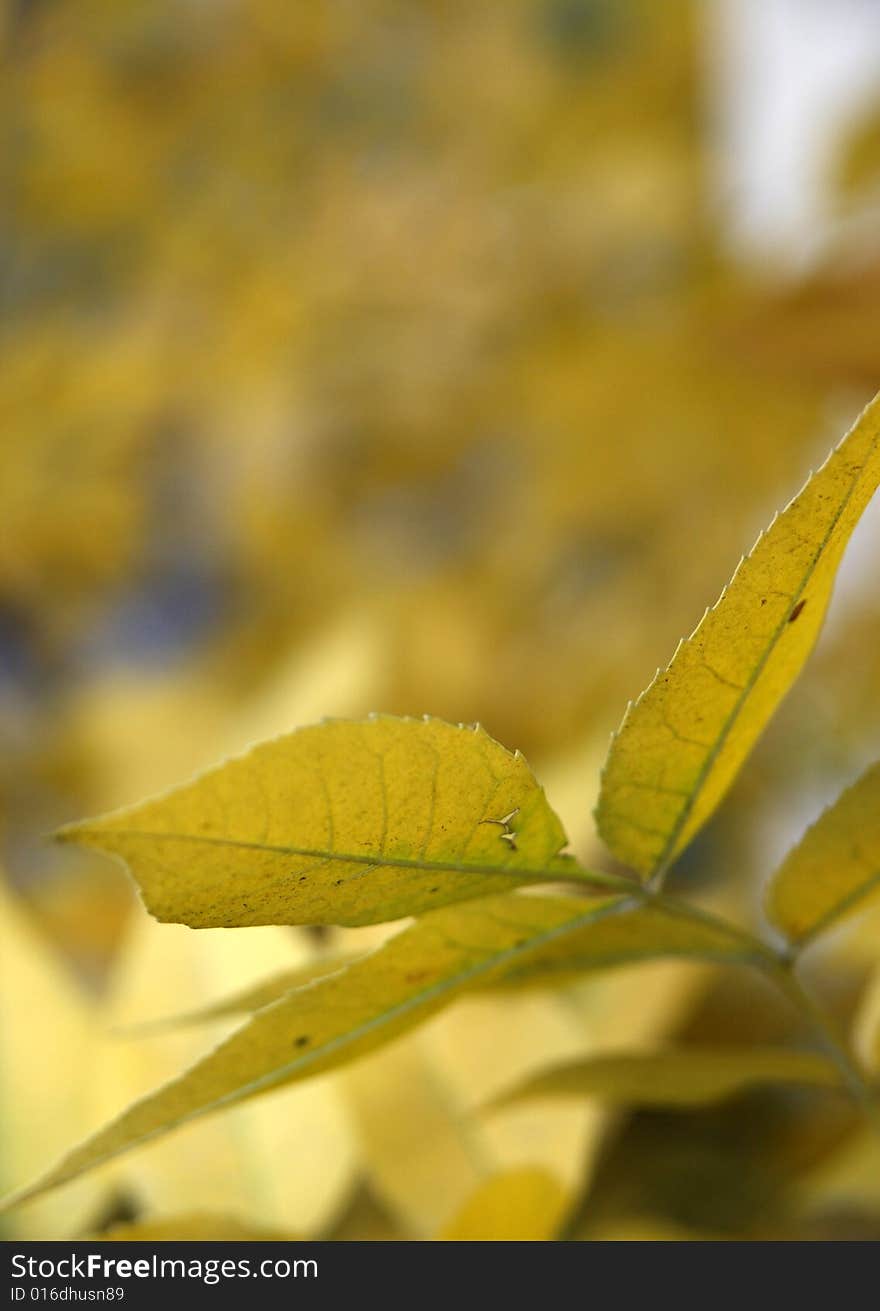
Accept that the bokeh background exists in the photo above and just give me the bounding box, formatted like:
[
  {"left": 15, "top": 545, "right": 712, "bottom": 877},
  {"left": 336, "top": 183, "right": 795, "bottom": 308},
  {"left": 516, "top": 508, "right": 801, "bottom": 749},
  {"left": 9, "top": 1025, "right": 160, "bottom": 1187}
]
[{"left": 4, "top": 0, "right": 880, "bottom": 1241}]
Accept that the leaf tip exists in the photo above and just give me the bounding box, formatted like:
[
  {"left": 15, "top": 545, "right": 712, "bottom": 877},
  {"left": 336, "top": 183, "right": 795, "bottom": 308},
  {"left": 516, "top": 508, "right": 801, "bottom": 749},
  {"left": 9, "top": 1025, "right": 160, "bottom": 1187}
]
[{"left": 53, "top": 820, "right": 84, "bottom": 847}]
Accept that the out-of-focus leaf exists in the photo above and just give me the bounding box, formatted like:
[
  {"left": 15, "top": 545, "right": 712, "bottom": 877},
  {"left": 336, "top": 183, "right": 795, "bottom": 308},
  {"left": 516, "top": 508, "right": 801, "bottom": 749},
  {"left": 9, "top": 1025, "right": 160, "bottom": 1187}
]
[
  {"left": 438, "top": 1168, "right": 567, "bottom": 1240},
  {"left": 834, "top": 100, "right": 880, "bottom": 206},
  {"left": 853, "top": 963, "right": 880, "bottom": 1072},
  {"left": 597, "top": 391, "right": 880, "bottom": 880},
  {"left": 117, "top": 955, "right": 359, "bottom": 1033},
  {"left": 577, "top": 1217, "right": 715, "bottom": 1241},
  {"left": 344, "top": 937, "right": 710, "bottom": 1237},
  {"left": 2, "top": 890, "right": 758, "bottom": 1209},
  {"left": 97, "top": 1214, "right": 296, "bottom": 1240},
  {"left": 226, "top": 607, "right": 389, "bottom": 755},
  {"left": 326, "top": 1186, "right": 411, "bottom": 1242},
  {"left": 764, "top": 762, "right": 880, "bottom": 947},
  {"left": 795, "top": 1126, "right": 880, "bottom": 1218},
  {"left": 344, "top": 990, "right": 600, "bottom": 1236},
  {"left": 57, "top": 716, "right": 581, "bottom": 928},
  {"left": 89, "top": 915, "right": 357, "bottom": 1236},
  {"left": 0, "top": 398, "right": 148, "bottom": 610},
  {"left": 0, "top": 878, "right": 104, "bottom": 1240},
  {"left": 490, "top": 1046, "right": 840, "bottom": 1110}
]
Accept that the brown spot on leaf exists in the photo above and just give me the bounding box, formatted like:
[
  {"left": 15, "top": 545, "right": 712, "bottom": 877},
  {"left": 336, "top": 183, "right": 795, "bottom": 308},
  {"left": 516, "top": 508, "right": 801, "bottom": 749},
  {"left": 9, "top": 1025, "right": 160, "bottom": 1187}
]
[{"left": 788, "top": 599, "right": 807, "bottom": 624}]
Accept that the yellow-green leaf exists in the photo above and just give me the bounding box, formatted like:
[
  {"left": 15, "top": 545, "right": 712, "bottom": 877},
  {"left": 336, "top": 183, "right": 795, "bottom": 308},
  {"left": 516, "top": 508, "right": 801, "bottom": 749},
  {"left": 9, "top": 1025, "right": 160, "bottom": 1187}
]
[
  {"left": 596, "top": 391, "right": 880, "bottom": 880},
  {"left": 491, "top": 1046, "right": 840, "bottom": 1110},
  {"left": 57, "top": 715, "right": 581, "bottom": 928},
  {"left": 438, "top": 1168, "right": 568, "bottom": 1240},
  {"left": 1, "top": 891, "right": 759, "bottom": 1208},
  {"left": 764, "top": 761, "right": 880, "bottom": 946}
]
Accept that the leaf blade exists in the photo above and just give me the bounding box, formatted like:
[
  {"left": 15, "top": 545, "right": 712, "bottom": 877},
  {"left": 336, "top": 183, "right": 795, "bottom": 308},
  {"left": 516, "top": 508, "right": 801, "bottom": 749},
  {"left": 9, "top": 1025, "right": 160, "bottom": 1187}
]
[
  {"left": 57, "top": 715, "right": 578, "bottom": 928},
  {"left": 597, "top": 392, "right": 880, "bottom": 879},
  {"left": 765, "top": 761, "right": 880, "bottom": 946},
  {"left": 1, "top": 891, "right": 760, "bottom": 1208},
  {"left": 438, "top": 1168, "right": 568, "bottom": 1241},
  {"left": 491, "top": 1046, "right": 840, "bottom": 1110}
]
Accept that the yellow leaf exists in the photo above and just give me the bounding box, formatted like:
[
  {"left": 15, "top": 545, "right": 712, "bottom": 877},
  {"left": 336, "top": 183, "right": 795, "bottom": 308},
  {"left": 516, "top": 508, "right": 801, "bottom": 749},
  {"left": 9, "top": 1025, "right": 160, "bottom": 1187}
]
[
  {"left": 764, "top": 762, "right": 880, "bottom": 946},
  {"left": 97, "top": 1214, "right": 296, "bottom": 1240},
  {"left": 596, "top": 391, "right": 880, "bottom": 880},
  {"left": 57, "top": 716, "right": 579, "bottom": 928},
  {"left": 2, "top": 891, "right": 756, "bottom": 1208},
  {"left": 491, "top": 1046, "right": 840, "bottom": 1109},
  {"left": 439, "top": 1168, "right": 568, "bottom": 1240}
]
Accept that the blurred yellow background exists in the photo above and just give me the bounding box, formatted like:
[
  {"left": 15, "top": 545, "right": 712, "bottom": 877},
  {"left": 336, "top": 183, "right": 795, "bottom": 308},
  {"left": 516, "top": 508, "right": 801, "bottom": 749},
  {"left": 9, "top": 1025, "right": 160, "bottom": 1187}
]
[{"left": 3, "top": 0, "right": 880, "bottom": 1241}]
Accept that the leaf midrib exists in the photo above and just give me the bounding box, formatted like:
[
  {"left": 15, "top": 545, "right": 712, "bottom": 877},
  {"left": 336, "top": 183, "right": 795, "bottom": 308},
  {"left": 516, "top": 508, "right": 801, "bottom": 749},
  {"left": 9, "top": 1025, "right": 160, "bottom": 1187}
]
[{"left": 63, "top": 825, "right": 598, "bottom": 886}]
